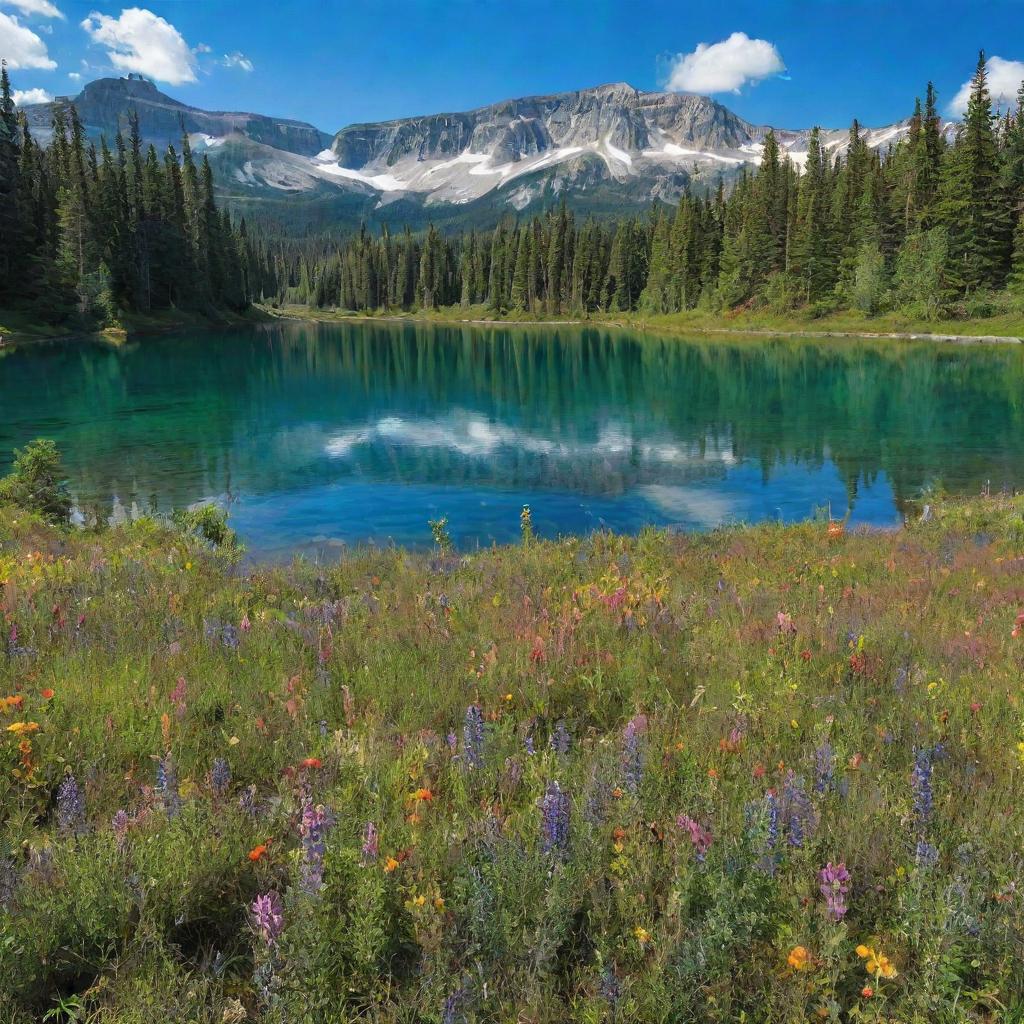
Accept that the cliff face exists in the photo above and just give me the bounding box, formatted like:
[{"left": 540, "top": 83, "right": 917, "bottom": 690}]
[
  {"left": 23, "top": 76, "right": 331, "bottom": 156},
  {"left": 330, "top": 83, "right": 756, "bottom": 168}
]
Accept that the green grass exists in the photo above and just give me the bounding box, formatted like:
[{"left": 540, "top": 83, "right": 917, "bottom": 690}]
[
  {"left": 263, "top": 300, "right": 1024, "bottom": 341},
  {"left": 1, "top": 496, "right": 1023, "bottom": 1021}
]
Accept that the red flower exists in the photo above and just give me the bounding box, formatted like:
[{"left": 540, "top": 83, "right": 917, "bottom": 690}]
[
  {"left": 41, "top": 688, "right": 54, "bottom": 700},
  {"left": 248, "top": 841, "right": 271, "bottom": 862},
  {"left": 300, "top": 757, "right": 322, "bottom": 770}
]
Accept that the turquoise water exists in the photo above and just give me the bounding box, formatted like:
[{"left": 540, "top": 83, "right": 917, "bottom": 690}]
[{"left": 2, "top": 321, "right": 1023, "bottom": 558}]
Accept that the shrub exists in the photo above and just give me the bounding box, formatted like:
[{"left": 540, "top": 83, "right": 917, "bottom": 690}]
[{"left": 0, "top": 439, "right": 72, "bottom": 523}]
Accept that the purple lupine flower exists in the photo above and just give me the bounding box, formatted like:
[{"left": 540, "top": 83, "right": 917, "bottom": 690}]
[
  {"left": 814, "top": 741, "right": 834, "bottom": 794},
  {"left": 550, "top": 719, "right": 571, "bottom": 756},
  {"left": 524, "top": 734, "right": 536, "bottom": 756},
  {"left": 238, "top": 784, "right": 259, "bottom": 817},
  {"left": 540, "top": 780, "right": 571, "bottom": 855},
  {"left": 299, "top": 800, "right": 330, "bottom": 894},
  {"left": 463, "top": 704, "right": 485, "bottom": 769},
  {"left": 781, "top": 773, "right": 816, "bottom": 848},
  {"left": 818, "top": 862, "right": 851, "bottom": 921},
  {"left": 911, "top": 746, "right": 934, "bottom": 829},
  {"left": 56, "top": 774, "right": 86, "bottom": 835},
  {"left": 749, "top": 791, "right": 780, "bottom": 874},
  {"left": 221, "top": 624, "right": 240, "bottom": 651},
  {"left": 441, "top": 985, "right": 467, "bottom": 1024},
  {"left": 361, "top": 821, "right": 379, "bottom": 864},
  {"left": 620, "top": 713, "right": 647, "bottom": 793},
  {"left": 252, "top": 891, "right": 284, "bottom": 945},
  {"left": 111, "top": 809, "right": 130, "bottom": 850},
  {"left": 676, "top": 814, "right": 713, "bottom": 862},
  {"left": 446, "top": 731, "right": 458, "bottom": 755},
  {"left": 211, "top": 757, "right": 231, "bottom": 797},
  {"left": 915, "top": 841, "right": 939, "bottom": 868},
  {"left": 156, "top": 753, "right": 180, "bottom": 818},
  {"left": 599, "top": 964, "right": 620, "bottom": 1007}
]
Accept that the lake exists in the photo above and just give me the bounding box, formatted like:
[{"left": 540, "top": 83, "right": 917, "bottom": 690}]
[{"left": 2, "top": 320, "right": 1023, "bottom": 558}]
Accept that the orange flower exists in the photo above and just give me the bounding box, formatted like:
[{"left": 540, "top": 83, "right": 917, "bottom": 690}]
[
  {"left": 0, "top": 695, "right": 24, "bottom": 712},
  {"left": 861, "top": 986, "right": 873, "bottom": 999},
  {"left": 412, "top": 787, "right": 433, "bottom": 802},
  {"left": 41, "top": 689, "right": 54, "bottom": 700},
  {"left": 248, "top": 842, "right": 270, "bottom": 862},
  {"left": 300, "top": 757, "right": 323, "bottom": 770},
  {"left": 787, "top": 946, "right": 811, "bottom": 970},
  {"left": 383, "top": 856, "right": 400, "bottom": 873},
  {"left": 6, "top": 721, "right": 38, "bottom": 735},
  {"left": 611, "top": 787, "right": 624, "bottom": 799}
]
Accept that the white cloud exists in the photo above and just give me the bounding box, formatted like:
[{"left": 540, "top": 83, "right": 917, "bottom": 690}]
[
  {"left": 193, "top": 42, "right": 211, "bottom": 54},
  {"left": 950, "top": 55, "right": 1024, "bottom": 114},
  {"left": 0, "top": 11, "right": 57, "bottom": 68},
  {"left": 1, "top": 0, "right": 64, "bottom": 19},
  {"left": 222, "top": 51, "right": 254, "bottom": 72},
  {"left": 12, "top": 86, "right": 52, "bottom": 104},
  {"left": 81, "top": 7, "right": 197, "bottom": 85},
  {"left": 67, "top": 70, "right": 81, "bottom": 80},
  {"left": 665, "top": 31, "right": 785, "bottom": 95}
]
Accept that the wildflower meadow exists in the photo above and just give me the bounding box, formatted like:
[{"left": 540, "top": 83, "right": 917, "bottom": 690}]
[{"left": 1, "top": 487, "right": 1023, "bottom": 1022}]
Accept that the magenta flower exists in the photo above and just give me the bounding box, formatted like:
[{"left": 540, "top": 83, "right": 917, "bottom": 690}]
[
  {"left": 818, "top": 861, "right": 851, "bottom": 921},
  {"left": 252, "top": 891, "right": 284, "bottom": 945},
  {"left": 677, "top": 814, "right": 713, "bottom": 862}
]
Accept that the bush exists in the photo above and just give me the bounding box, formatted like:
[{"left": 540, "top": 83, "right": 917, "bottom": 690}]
[
  {"left": 0, "top": 439, "right": 72, "bottom": 523},
  {"left": 171, "top": 503, "right": 238, "bottom": 549}
]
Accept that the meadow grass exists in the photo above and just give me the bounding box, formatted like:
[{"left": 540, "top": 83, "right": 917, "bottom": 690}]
[{"left": 1, "top": 497, "right": 1023, "bottom": 1022}]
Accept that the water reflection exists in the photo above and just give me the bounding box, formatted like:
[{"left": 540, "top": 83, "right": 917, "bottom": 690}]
[{"left": 1, "top": 320, "right": 1022, "bottom": 554}]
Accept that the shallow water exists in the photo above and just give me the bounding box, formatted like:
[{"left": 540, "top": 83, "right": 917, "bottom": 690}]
[{"left": 2, "top": 320, "right": 1023, "bottom": 558}]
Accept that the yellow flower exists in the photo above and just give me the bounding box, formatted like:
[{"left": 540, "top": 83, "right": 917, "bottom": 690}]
[
  {"left": 787, "top": 945, "right": 811, "bottom": 970},
  {"left": 633, "top": 926, "right": 651, "bottom": 945},
  {"left": 6, "top": 721, "right": 39, "bottom": 735},
  {"left": 433, "top": 896, "right": 445, "bottom": 911},
  {"left": 855, "top": 944, "right": 871, "bottom": 958},
  {"left": 383, "top": 857, "right": 399, "bottom": 873},
  {"left": 412, "top": 894, "right": 426, "bottom": 907}
]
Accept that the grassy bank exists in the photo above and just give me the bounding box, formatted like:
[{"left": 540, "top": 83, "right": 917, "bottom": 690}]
[
  {"left": 261, "top": 302, "right": 1024, "bottom": 343},
  {"left": 1, "top": 495, "right": 1023, "bottom": 1021},
  {"left": 0, "top": 306, "right": 270, "bottom": 346}
]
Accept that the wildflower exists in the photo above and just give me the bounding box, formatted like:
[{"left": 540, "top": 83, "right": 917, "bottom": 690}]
[
  {"left": 857, "top": 943, "right": 897, "bottom": 979},
  {"left": 787, "top": 945, "right": 811, "bottom": 970},
  {"left": 299, "top": 800, "right": 330, "bottom": 894},
  {"left": 676, "top": 814, "right": 713, "bottom": 862},
  {"left": 248, "top": 843, "right": 270, "bottom": 862},
  {"left": 818, "top": 862, "right": 851, "bottom": 921},
  {"left": 41, "top": 688, "right": 54, "bottom": 700},
  {"left": 633, "top": 925, "right": 651, "bottom": 945},
  {"left": 299, "top": 757, "right": 323, "bottom": 770},
  {"left": 156, "top": 753, "right": 181, "bottom": 818},
  {"left": 540, "top": 780, "right": 571, "bottom": 855},
  {"left": 782, "top": 772, "right": 816, "bottom": 848},
  {"left": 362, "top": 821, "right": 379, "bottom": 863},
  {"left": 56, "top": 774, "right": 86, "bottom": 835},
  {"left": 814, "top": 741, "right": 835, "bottom": 793},
  {"left": 383, "top": 856, "right": 400, "bottom": 873},
  {"left": 550, "top": 719, "right": 571, "bottom": 756},
  {"left": 411, "top": 787, "right": 433, "bottom": 802},
  {"left": 251, "top": 891, "right": 284, "bottom": 946},
  {"left": 861, "top": 986, "right": 873, "bottom": 998},
  {"left": 911, "top": 746, "right": 934, "bottom": 828},
  {"left": 621, "top": 713, "right": 647, "bottom": 793},
  {"left": 441, "top": 985, "right": 467, "bottom": 1024},
  {"left": 238, "top": 784, "right": 259, "bottom": 817},
  {"left": 111, "top": 809, "right": 130, "bottom": 850},
  {"left": 462, "top": 704, "right": 485, "bottom": 769},
  {"left": 6, "top": 721, "right": 38, "bottom": 735},
  {"left": 211, "top": 757, "right": 231, "bottom": 797}
]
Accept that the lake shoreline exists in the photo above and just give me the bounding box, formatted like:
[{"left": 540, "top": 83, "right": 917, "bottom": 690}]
[{"left": 258, "top": 304, "right": 1024, "bottom": 346}]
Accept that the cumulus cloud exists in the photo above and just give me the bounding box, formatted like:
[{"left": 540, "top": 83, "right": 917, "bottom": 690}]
[
  {"left": 0, "top": 11, "right": 57, "bottom": 68},
  {"left": 12, "top": 86, "right": 53, "bottom": 104},
  {"left": 1, "top": 0, "right": 64, "bottom": 18},
  {"left": 665, "top": 31, "right": 785, "bottom": 95},
  {"left": 81, "top": 7, "right": 198, "bottom": 85},
  {"left": 950, "top": 55, "right": 1024, "bottom": 114},
  {"left": 222, "top": 51, "right": 254, "bottom": 72}
]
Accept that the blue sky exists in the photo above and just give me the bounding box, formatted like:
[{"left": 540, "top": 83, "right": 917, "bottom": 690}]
[{"left": 3, "top": 0, "right": 1024, "bottom": 131}]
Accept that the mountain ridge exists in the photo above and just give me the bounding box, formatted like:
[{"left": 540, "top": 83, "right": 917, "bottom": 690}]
[{"left": 18, "top": 76, "right": 919, "bottom": 232}]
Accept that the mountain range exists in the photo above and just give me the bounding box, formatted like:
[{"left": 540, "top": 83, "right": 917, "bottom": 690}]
[{"left": 20, "top": 75, "right": 922, "bottom": 233}]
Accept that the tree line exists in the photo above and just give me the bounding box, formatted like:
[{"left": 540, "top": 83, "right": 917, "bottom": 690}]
[
  {"left": 0, "top": 63, "right": 256, "bottom": 327},
  {"left": 265, "top": 53, "right": 1024, "bottom": 321}
]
